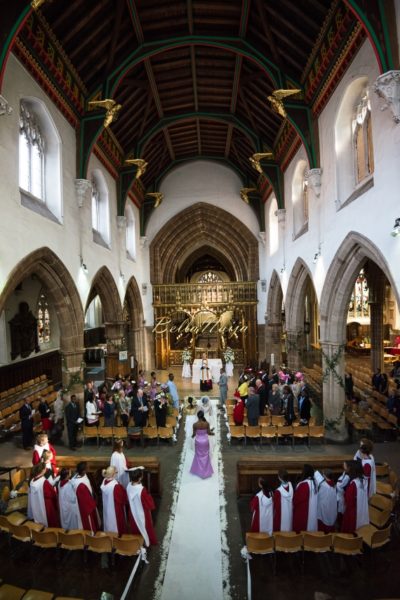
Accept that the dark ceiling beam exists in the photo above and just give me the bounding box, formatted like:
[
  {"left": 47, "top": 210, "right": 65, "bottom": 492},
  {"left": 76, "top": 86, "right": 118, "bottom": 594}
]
[
  {"left": 127, "top": 0, "right": 144, "bottom": 44},
  {"left": 255, "top": 0, "right": 281, "bottom": 68},
  {"left": 60, "top": 2, "right": 107, "bottom": 46},
  {"left": 138, "top": 93, "right": 154, "bottom": 140},
  {"left": 225, "top": 123, "right": 233, "bottom": 158},
  {"left": 238, "top": 87, "right": 258, "bottom": 134},
  {"left": 190, "top": 46, "right": 198, "bottom": 111},
  {"left": 144, "top": 60, "right": 175, "bottom": 161},
  {"left": 52, "top": 0, "right": 81, "bottom": 30},
  {"left": 278, "top": 0, "right": 323, "bottom": 34},
  {"left": 104, "top": 0, "right": 130, "bottom": 77},
  {"left": 196, "top": 119, "right": 202, "bottom": 155},
  {"left": 266, "top": 6, "right": 315, "bottom": 46},
  {"left": 69, "top": 19, "right": 108, "bottom": 61},
  {"left": 187, "top": 0, "right": 194, "bottom": 35}
]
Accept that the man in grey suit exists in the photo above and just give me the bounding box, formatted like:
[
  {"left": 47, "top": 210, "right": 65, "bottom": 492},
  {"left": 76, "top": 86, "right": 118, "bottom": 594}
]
[
  {"left": 246, "top": 386, "right": 260, "bottom": 426},
  {"left": 218, "top": 367, "right": 228, "bottom": 409}
]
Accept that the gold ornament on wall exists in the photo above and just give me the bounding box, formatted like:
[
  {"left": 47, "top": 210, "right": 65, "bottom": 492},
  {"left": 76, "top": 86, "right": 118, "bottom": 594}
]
[
  {"left": 124, "top": 158, "right": 148, "bottom": 179},
  {"left": 240, "top": 187, "right": 257, "bottom": 204},
  {"left": 146, "top": 192, "right": 163, "bottom": 208},
  {"left": 267, "top": 89, "right": 301, "bottom": 118},
  {"left": 87, "top": 99, "right": 122, "bottom": 127},
  {"left": 249, "top": 152, "right": 274, "bottom": 173},
  {"left": 31, "top": 0, "right": 47, "bottom": 9}
]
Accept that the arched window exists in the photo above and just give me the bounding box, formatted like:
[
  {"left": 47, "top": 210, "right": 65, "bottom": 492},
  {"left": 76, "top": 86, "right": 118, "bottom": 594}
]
[
  {"left": 125, "top": 201, "right": 136, "bottom": 260},
  {"left": 348, "top": 268, "right": 369, "bottom": 320},
  {"left": 335, "top": 78, "right": 374, "bottom": 207},
  {"left": 19, "top": 101, "right": 44, "bottom": 199},
  {"left": 37, "top": 291, "right": 51, "bottom": 344},
  {"left": 19, "top": 98, "right": 62, "bottom": 222},
  {"left": 268, "top": 197, "right": 279, "bottom": 256},
  {"left": 292, "top": 159, "right": 309, "bottom": 238},
  {"left": 91, "top": 169, "right": 110, "bottom": 247}
]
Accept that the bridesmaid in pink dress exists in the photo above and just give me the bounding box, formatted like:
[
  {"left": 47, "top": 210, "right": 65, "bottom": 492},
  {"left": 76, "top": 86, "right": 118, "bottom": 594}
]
[{"left": 190, "top": 410, "right": 214, "bottom": 479}]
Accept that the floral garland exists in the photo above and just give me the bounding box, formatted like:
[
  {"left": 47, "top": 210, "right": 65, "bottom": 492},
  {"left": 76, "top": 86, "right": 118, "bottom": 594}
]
[
  {"left": 321, "top": 344, "right": 346, "bottom": 389},
  {"left": 182, "top": 348, "right": 191, "bottom": 362},
  {"left": 61, "top": 356, "right": 86, "bottom": 393},
  {"left": 324, "top": 403, "right": 346, "bottom": 432},
  {"left": 223, "top": 347, "right": 235, "bottom": 362}
]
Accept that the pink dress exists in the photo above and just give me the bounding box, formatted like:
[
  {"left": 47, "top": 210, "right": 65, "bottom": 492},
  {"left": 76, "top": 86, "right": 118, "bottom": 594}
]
[{"left": 190, "top": 429, "right": 213, "bottom": 479}]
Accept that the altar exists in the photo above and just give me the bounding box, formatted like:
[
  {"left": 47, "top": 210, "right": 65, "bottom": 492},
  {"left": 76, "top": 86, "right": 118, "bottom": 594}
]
[{"left": 192, "top": 358, "right": 223, "bottom": 384}]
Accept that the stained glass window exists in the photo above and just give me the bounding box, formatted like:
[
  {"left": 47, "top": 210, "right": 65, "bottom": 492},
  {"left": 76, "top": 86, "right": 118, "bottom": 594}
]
[
  {"left": 37, "top": 292, "right": 50, "bottom": 344},
  {"left": 348, "top": 269, "right": 369, "bottom": 319},
  {"left": 19, "top": 101, "right": 44, "bottom": 199}
]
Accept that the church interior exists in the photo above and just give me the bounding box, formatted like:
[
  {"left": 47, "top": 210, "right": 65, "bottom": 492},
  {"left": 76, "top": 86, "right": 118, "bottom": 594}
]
[{"left": 1, "top": 1, "right": 400, "bottom": 599}]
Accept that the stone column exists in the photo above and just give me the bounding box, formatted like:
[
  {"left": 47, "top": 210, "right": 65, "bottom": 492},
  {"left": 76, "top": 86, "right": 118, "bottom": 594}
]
[
  {"left": 368, "top": 264, "right": 385, "bottom": 373},
  {"left": 321, "top": 341, "right": 347, "bottom": 441},
  {"left": 265, "top": 321, "right": 283, "bottom": 369},
  {"left": 61, "top": 349, "right": 86, "bottom": 410},
  {"left": 286, "top": 329, "right": 303, "bottom": 371}
]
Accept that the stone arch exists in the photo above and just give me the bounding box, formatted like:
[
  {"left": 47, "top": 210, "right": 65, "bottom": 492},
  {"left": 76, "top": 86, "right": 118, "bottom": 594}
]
[
  {"left": 265, "top": 270, "right": 284, "bottom": 367},
  {"left": 85, "top": 266, "right": 123, "bottom": 324},
  {"left": 150, "top": 203, "right": 259, "bottom": 284},
  {"left": 124, "top": 276, "right": 146, "bottom": 372},
  {"left": 176, "top": 244, "right": 236, "bottom": 282},
  {"left": 320, "top": 231, "right": 398, "bottom": 343},
  {"left": 285, "top": 258, "right": 316, "bottom": 332},
  {"left": 0, "top": 248, "right": 84, "bottom": 385},
  {"left": 124, "top": 276, "right": 144, "bottom": 331}
]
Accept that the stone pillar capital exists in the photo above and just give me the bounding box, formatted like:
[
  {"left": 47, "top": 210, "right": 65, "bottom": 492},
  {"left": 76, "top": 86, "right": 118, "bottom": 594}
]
[
  {"left": 276, "top": 208, "right": 286, "bottom": 226},
  {"left": 116, "top": 215, "right": 127, "bottom": 230},
  {"left": 0, "top": 95, "right": 12, "bottom": 116},
  {"left": 75, "top": 178, "right": 92, "bottom": 208},
  {"left": 259, "top": 231, "right": 266, "bottom": 246},
  {"left": 305, "top": 168, "right": 322, "bottom": 197},
  {"left": 374, "top": 70, "right": 400, "bottom": 123},
  {"left": 140, "top": 236, "right": 148, "bottom": 248}
]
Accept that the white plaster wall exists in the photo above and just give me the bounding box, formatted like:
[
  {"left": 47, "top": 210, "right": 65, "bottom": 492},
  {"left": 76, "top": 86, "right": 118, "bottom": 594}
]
[
  {"left": 263, "top": 40, "right": 400, "bottom": 313},
  {"left": 0, "top": 54, "right": 147, "bottom": 351}
]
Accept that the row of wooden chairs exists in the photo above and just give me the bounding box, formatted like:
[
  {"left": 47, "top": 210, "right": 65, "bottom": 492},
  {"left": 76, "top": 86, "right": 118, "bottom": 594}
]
[
  {"left": 226, "top": 413, "right": 317, "bottom": 428},
  {"left": 0, "top": 374, "right": 48, "bottom": 402},
  {"left": 0, "top": 583, "right": 79, "bottom": 600},
  {"left": 0, "top": 388, "right": 56, "bottom": 439},
  {"left": 229, "top": 424, "right": 325, "bottom": 445}
]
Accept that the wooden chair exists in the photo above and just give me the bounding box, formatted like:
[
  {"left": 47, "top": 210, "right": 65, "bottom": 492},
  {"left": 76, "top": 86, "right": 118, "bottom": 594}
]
[
  {"left": 85, "top": 531, "right": 113, "bottom": 554},
  {"left": 245, "top": 532, "right": 275, "bottom": 555},
  {"left": 165, "top": 416, "right": 177, "bottom": 428},
  {"left": 245, "top": 426, "right": 261, "bottom": 443},
  {"left": 356, "top": 523, "right": 392, "bottom": 550},
  {"left": 0, "top": 584, "right": 26, "bottom": 600},
  {"left": 98, "top": 427, "right": 114, "bottom": 443},
  {"left": 22, "top": 590, "right": 54, "bottom": 600},
  {"left": 375, "top": 463, "right": 390, "bottom": 478},
  {"left": 274, "top": 532, "right": 303, "bottom": 554},
  {"left": 302, "top": 532, "right": 332, "bottom": 554},
  {"left": 369, "top": 506, "right": 391, "bottom": 529},
  {"left": 82, "top": 426, "right": 99, "bottom": 446},
  {"left": 31, "top": 528, "right": 60, "bottom": 549},
  {"left": 229, "top": 425, "right": 245, "bottom": 445},
  {"left": 113, "top": 426, "right": 128, "bottom": 441},
  {"left": 308, "top": 425, "right": 325, "bottom": 445},
  {"left": 369, "top": 494, "right": 394, "bottom": 512},
  {"left": 58, "top": 531, "right": 86, "bottom": 553},
  {"left": 376, "top": 470, "right": 398, "bottom": 496},
  {"left": 293, "top": 426, "right": 309, "bottom": 446},
  {"left": 260, "top": 425, "right": 277, "bottom": 445},
  {"left": 258, "top": 415, "right": 270, "bottom": 426},
  {"left": 157, "top": 426, "right": 174, "bottom": 444},
  {"left": 142, "top": 426, "right": 158, "bottom": 445},
  {"left": 8, "top": 523, "right": 33, "bottom": 543},
  {"left": 11, "top": 468, "right": 28, "bottom": 493},
  {"left": 113, "top": 534, "right": 143, "bottom": 557},
  {"left": 332, "top": 533, "right": 363, "bottom": 556},
  {"left": 271, "top": 415, "right": 285, "bottom": 427},
  {"left": 276, "top": 425, "right": 293, "bottom": 445},
  {"left": 4, "top": 512, "right": 28, "bottom": 527}
]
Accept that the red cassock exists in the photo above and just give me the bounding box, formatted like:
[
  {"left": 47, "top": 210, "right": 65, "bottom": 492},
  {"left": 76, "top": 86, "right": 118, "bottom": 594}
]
[
  {"left": 341, "top": 481, "right": 357, "bottom": 533},
  {"left": 293, "top": 481, "right": 309, "bottom": 532},
  {"left": 113, "top": 484, "right": 128, "bottom": 535},
  {"left": 76, "top": 482, "right": 100, "bottom": 533},
  {"left": 233, "top": 400, "right": 244, "bottom": 425},
  {"left": 128, "top": 486, "right": 157, "bottom": 546},
  {"left": 250, "top": 494, "right": 260, "bottom": 532},
  {"left": 101, "top": 478, "right": 128, "bottom": 536},
  {"left": 43, "top": 479, "right": 60, "bottom": 527}
]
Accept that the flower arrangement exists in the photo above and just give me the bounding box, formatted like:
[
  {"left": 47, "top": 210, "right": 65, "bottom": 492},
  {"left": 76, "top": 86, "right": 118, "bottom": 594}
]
[
  {"left": 223, "top": 347, "right": 235, "bottom": 363},
  {"left": 182, "top": 348, "right": 192, "bottom": 362}
]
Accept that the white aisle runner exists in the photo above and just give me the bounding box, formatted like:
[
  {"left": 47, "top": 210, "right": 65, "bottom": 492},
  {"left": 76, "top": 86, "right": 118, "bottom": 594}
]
[{"left": 154, "top": 400, "right": 230, "bottom": 600}]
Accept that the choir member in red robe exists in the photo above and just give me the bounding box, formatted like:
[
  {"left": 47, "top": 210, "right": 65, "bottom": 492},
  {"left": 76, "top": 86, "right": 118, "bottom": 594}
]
[
  {"left": 293, "top": 464, "right": 318, "bottom": 533},
  {"left": 354, "top": 438, "right": 376, "bottom": 497},
  {"left": 341, "top": 460, "right": 369, "bottom": 533},
  {"left": 29, "top": 463, "right": 60, "bottom": 527},
  {"left": 32, "top": 433, "right": 57, "bottom": 470},
  {"left": 273, "top": 468, "right": 294, "bottom": 532},
  {"left": 315, "top": 469, "right": 337, "bottom": 533},
  {"left": 101, "top": 466, "right": 128, "bottom": 535},
  {"left": 127, "top": 467, "right": 157, "bottom": 546},
  {"left": 70, "top": 462, "right": 100, "bottom": 533},
  {"left": 250, "top": 478, "right": 273, "bottom": 534},
  {"left": 233, "top": 398, "right": 244, "bottom": 425}
]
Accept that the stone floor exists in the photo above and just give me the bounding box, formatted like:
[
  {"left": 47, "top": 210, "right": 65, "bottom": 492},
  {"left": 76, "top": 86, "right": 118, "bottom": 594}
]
[{"left": 0, "top": 371, "right": 399, "bottom": 599}]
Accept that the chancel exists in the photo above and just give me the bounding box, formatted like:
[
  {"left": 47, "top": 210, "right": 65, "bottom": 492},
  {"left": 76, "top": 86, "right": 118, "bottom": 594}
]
[{"left": 0, "top": 2, "right": 400, "bottom": 600}]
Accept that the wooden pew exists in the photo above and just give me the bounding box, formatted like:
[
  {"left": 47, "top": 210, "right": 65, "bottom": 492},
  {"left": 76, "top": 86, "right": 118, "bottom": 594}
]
[
  {"left": 57, "top": 455, "right": 161, "bottom": 496},
  {"left": 237, "top": 454, "right": 353, "bottom": 496}
]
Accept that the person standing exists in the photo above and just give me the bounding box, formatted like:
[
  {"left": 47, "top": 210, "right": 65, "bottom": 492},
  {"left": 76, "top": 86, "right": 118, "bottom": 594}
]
[
  {"left": 341, "top": 460, "right": 369, "bottom": 533},
  {"left": 255, "top": 378, "right": 267, "bottom": 416},
  {"left": 58, "top": 468, "right": 79, "bottom": 530},
  {"left": 246, "top": 386, "right": 260, "bottom": 426},
  {"left": 217, "top": 368, "right": 228, "bottom": 409},
  {"left": 233, "top": 397, "right": 244, "bottom": 425},
  {"left": 110, "top": 439, "right": 129, "bottom": 488},
  {"left": 32, "top": 432, "right": 57, "bottom": 469},
  {"left": 167, "top": 373, "right": 180, "bottom": 409},
  {"left": 354, "top": 439, "right": 376, "bottom": 497},
  {"left": 293, "top": 464, "right": 318, "bottom": 533},
  {"left": 70, "top": 462, "right": 100, "bottom": 534},
  {"left": 103, "top": 394, "right": 116, "bottom": 427},
  {"left": 298, "top": 386, "right": 311, "bottom": 424},
  {"left": 64, "top": 394, "right": 80, "bottom": 450},
  {"left": 283, "top": 385, "right": 296, "bottom": 425},
  {"left": 268, "top": 383, "right": 282, "bottom": 415},
  {"left": 30, "top": 463, "right": 60, "bottom": 527},
  {"left": 127, "top": 467, "right": 157, "bottom": 546},
  {"left": 131, "top": 388, "right": 149, "bottom": 428},
  {"left": 154, "top": 393, "right": 168, "bottom": 428},
  {"left": 20, "top": 398, "right": 34, "bottom": 450},
  {"left": 250, "top": 478, "right": 273, "bottom": 534},
  {"left": 190, "top": 410, "right": 214, "bottom": 479},
  {"left": 315, "top": 469, "right": 337, "bottom": 533},
  {"left": 101, "top": 466, "right": 128, "bottom": 535},
  {"left": 118, "top": 389, "right": 131, "bottom": 428},
  {"left": 273, "top": 469, "right": 293, "bottom": 532}
]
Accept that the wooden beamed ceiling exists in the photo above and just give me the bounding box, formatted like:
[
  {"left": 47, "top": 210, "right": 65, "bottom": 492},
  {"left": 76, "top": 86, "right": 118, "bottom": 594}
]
[{"left": 35, "top": 0, "right": 337, "bottom": 191}]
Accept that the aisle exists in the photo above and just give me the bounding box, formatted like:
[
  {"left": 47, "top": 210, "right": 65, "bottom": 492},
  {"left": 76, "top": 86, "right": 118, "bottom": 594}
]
[{"left": 154, "top": 400, "right": 230, "bottom": 600}]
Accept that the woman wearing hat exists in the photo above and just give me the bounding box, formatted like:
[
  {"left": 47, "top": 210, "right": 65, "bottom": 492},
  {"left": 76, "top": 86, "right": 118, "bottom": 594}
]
[{"left": 101, "top": 465, "right": 128, "bottom": 535}]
